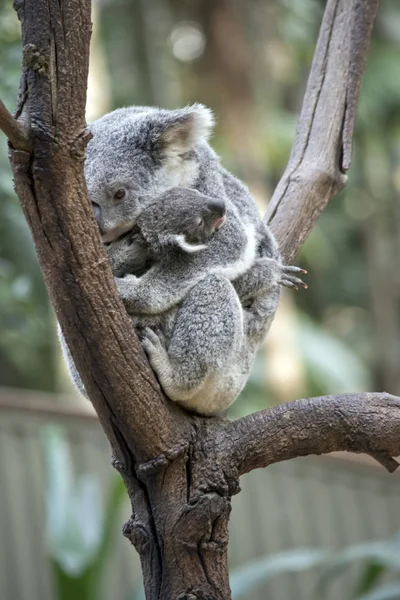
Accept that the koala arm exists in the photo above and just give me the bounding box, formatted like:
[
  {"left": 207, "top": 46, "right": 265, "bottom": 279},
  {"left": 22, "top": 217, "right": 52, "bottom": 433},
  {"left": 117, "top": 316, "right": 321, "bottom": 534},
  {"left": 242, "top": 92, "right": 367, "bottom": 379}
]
[
  {"left": 233, "top": 257, "right": 306, "bottom": 302},
  {"left": 242, "top": 289, "right": 281, "bottom": 347},
  {"left": 106, "top": 230, "right": 152, "bottom": 278},
  {"left": 115, "top": 263, "right": 198, "bottom": 315},
  {"left": 234, "top": 259, "right": 307, "bottom": 347}
]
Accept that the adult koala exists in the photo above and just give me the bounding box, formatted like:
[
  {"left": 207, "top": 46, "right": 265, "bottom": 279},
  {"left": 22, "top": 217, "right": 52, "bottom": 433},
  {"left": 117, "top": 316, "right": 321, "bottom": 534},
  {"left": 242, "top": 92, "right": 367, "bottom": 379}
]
[
  {"left": 60, "top": 104, "right": 300, "bottom": 411},
  {"left": 86, "top": 103, "right": 292, "bottom": 350},
  {"left": 86, "top": 104, "right": 261, "bottom": 245}
]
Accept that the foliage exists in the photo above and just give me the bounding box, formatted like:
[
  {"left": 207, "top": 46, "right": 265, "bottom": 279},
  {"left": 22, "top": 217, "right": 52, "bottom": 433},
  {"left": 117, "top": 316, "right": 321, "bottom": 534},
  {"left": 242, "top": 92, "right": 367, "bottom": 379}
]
[
  {"left": 43, "top": 426, "right": 127, "bottom": 600},
  {"left": 228, "top": 533, "right": 400, "bottom": 600},
  {"left": 230, "top": 548, "right": 328, "bottom": 599}
]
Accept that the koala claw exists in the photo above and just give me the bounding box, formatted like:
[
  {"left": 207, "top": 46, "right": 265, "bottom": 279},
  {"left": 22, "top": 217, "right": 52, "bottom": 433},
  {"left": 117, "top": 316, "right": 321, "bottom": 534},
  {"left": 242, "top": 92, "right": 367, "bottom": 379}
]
[
  {"left": 280, "top": 265, "right": 308, "bottom": 290},
  {"left": 282, "top": 265, "right": 307, "bottom": 275},
  {"left": 138, "top": 325, "right": 167, "bottom": 349},
  {"left": 140, "top": 327, "right": 166, "bottom": 361},
  {"left": 153, "top": 327, "right": 168, "bottom": 350}
]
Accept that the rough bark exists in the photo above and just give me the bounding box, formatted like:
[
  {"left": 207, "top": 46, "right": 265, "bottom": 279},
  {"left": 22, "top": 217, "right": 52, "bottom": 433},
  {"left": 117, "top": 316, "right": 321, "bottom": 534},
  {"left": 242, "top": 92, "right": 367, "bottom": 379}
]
[
  {"left": 220, "top": 393, "right": 400, "bottom": 476},
  {"left": 266, "top": 0, "right": 379, "bottom": 262},
  {"left": 1, "top": 1, "right": 397, "bottom": 599}
]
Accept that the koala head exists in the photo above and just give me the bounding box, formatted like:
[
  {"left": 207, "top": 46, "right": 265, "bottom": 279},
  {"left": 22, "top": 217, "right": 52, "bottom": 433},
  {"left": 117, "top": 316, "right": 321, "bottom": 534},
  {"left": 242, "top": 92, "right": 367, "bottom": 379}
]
[
  {"left": 85, "top": 104, "right": 215, "bottom": 242},
  {"left": 137, "top": 187, "right": 226, "bottom": 255}
]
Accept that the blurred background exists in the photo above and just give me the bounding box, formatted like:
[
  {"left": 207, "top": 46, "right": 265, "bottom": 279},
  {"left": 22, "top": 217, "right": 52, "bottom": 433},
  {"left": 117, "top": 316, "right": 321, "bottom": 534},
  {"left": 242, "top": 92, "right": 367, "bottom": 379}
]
[{"left": 1, "top": 0, "right": 400, "bottom": 598}]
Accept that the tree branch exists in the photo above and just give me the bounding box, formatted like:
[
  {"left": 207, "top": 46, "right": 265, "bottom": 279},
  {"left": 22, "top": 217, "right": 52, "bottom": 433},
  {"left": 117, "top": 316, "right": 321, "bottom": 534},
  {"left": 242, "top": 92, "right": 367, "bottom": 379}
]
[
  {"left": 217, "top": 0, "right": 387, "bottom": 483},
  {"left": 0, "top": 98, "right": 31, "bottom": 151},
  {"left": 221, "top": 393, "right": 400, "bottom": 478},
  {"left": 266, "top": 0, "right": 379, "bottom": 263},
  {"left": 9, "top": 0, "right": 187, "bottom": 469},
  {"left": 6, "top": 0, "right": 393, "bottom": 596}
]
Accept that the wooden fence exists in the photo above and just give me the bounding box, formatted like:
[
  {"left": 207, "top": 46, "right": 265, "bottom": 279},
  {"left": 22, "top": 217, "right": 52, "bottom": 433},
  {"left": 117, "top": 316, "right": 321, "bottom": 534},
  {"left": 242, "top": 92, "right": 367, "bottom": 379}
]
[{"left": 0, "top": 388, "right": 399, "bottom": 600}]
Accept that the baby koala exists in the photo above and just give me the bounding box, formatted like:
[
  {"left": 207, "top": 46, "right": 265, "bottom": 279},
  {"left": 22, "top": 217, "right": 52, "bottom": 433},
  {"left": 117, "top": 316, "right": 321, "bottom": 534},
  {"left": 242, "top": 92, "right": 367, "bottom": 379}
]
[
  {"left": 111, "top": 187, "right": 254, "bottom": 316},
  {"left": 107, "top": 187, "right": 305, "bottom": 415}
]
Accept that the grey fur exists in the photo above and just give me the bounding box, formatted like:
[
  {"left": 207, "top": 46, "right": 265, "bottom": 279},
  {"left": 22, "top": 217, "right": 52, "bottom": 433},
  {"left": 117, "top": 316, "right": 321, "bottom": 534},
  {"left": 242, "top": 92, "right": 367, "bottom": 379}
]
[
  {"left": 105, "top": 187, "right": 305, "bottom": 415},
  {"left": 57, "top": 325, "right": 87, "bottom": 397},
  {"left": 112, "top": 187, "right": 257, "bottom": 316},
  {"left": 85, "top": 104, "right": 260, "bottom": 241},
  {"left": 60, "top": 104, "right": 306, "bottom": 412}
]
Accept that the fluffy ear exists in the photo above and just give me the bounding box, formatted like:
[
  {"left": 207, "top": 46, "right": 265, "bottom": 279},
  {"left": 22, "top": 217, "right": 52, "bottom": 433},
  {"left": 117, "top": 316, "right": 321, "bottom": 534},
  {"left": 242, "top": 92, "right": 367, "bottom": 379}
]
[{"left": 160, "top": 104, "right": 215, "bottom": 156}]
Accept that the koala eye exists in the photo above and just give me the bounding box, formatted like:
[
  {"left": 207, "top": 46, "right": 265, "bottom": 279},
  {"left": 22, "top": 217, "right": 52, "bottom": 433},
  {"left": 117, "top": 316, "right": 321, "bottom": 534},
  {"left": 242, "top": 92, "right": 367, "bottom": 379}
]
[
  {"left": 196, "top": 217, "right": 204, "bottom": 227},
  {"left": 114, "top": 188, "right": 126, "bottom": 201}
]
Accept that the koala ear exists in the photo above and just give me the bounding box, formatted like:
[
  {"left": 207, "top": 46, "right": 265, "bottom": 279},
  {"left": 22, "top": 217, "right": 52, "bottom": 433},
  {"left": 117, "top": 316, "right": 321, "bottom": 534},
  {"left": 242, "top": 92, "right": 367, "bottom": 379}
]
[{"left": 160, "top": 104, "right": 215, "bottom": 157}]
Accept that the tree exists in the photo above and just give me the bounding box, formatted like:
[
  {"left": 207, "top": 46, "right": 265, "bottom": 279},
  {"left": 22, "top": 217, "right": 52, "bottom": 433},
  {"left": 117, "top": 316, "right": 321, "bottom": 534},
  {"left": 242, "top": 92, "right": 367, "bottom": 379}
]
[{"left": 1, "top": 0, "right": 399, "bottom": 598}]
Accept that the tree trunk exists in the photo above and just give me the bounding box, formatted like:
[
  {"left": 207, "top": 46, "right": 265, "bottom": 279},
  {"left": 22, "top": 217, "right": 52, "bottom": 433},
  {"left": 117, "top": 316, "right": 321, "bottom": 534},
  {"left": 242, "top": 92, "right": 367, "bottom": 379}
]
[
  {"left": 3, "top": 2, "right": 400, "bottom": 600},
  {"left": 120, "top": 435, "right": 234, "bottom": 599}
]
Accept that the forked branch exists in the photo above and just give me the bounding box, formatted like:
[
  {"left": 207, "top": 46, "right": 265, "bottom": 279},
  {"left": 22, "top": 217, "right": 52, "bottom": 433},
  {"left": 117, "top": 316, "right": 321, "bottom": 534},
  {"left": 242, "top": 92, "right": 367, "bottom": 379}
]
[
  {"left": 4, "top": 0, "right": 396, "bottom": 597},
  {"left": 8, "top": 0, "right": 185, "bottom": 468}
]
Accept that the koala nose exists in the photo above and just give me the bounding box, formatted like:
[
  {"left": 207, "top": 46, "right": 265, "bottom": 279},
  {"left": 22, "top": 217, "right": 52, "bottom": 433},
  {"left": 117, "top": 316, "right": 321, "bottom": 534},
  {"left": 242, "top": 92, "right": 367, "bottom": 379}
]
[
  {"left": 92, "top": 202, "right": 104, "bottom": 232},
  {"left": 206, "top": 198, "right": 226, "bottom": 218}
]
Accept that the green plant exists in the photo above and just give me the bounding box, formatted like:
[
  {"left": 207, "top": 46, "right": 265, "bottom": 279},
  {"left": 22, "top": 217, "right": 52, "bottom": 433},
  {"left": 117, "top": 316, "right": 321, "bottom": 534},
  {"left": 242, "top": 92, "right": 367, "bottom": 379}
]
[
  {"left": 227, "top": 533, "right": 400, "bottom": 600},
  {"left": 229, "top": 548, "right": 328, "bottom": 599},
  {"left": 43, "top": 426, "right": 127, "bottom": 600}
]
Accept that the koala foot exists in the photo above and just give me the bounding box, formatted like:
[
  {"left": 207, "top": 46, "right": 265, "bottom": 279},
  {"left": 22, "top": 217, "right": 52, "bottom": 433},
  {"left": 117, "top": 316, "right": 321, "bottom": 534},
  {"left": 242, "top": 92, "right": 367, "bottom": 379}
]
[
  {"left": 280, "top": 265, "right": 308, "bottom": 290},
  {"left": 140, "top": 326, "right": 168, "bottom": 367},
  {"left": 140, "top": 327, "right": 181, "bottom": 403}
]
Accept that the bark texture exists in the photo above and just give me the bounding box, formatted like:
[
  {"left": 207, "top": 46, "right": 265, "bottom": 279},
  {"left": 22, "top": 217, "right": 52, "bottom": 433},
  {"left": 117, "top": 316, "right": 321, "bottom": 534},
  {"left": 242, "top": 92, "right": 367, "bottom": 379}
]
[
  {"left": 2, "top": 1, "right": 398, "bottom": 599},
  {"left": 266, "top": 0, "right": 379, "bottom": 262}
]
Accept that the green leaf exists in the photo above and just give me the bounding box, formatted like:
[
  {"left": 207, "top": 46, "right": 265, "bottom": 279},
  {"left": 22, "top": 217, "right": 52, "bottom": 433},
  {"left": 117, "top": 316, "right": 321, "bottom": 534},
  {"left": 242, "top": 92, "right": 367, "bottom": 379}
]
[
  {"left": 131, "top": 585, "right": 145, "bottom": 600},
  {"left": 297, "top": 316, "right": 373, "bottom": 394},
  {"left": 87, "top": 475, "right": 128, "bottom": 599},
  {"left": 42, "top": 426, "right": 105, "bottom": 576},
  {"left": 43, "top": 426, "right": 129, "bottom": 598},
  {"left": 357, "top": 563, "right": 386, "bottom": 596},
  {"left": 316, "top": 541, "right": 400, "bottom": 596}
]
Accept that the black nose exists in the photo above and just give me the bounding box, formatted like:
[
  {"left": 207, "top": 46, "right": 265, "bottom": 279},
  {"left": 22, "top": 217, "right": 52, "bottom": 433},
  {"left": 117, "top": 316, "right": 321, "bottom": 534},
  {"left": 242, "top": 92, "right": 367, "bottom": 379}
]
[
  {"left": 92, "top": 202, "right": 104, "bottom": 232},
  {"left": 206, "top": 198, "right": 226, "bottom": 218}
]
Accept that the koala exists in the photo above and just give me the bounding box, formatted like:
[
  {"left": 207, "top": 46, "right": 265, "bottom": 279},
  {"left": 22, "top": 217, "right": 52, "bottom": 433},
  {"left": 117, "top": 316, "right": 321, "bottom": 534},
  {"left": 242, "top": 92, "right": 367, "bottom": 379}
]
[
  {"left": 84, "top": 103, "right": 304, "bottom": 322},
  {"left": 85, "top": 104, "right": 261, "bottom": 244},
  {"left": 105, "top": 187, "right": 305, "bottom": 415},
  {"left": 111, "top": 187, "right": 256, "bottom": 317},
  {"left": 60, "top": 103, "right": 306, "bottom": 411}
]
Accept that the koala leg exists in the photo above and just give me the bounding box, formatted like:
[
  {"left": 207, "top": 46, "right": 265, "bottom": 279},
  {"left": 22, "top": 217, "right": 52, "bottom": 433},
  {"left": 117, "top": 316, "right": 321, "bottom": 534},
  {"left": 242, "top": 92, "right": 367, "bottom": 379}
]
[
  {"left": 243, "top": 287, "right": 282, "bottom": 347},
  {"left": 115, "top": 264, "right": 195, "bottom": 316},
  {"left": 140, "top": 274, "right": 244, "bottom": 415}
]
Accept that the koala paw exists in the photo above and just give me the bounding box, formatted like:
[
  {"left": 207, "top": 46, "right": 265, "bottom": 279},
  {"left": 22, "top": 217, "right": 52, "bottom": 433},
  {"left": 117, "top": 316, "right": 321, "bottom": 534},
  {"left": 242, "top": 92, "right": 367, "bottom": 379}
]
[
  {"left": 106, "top": 234, "right": 134, "bottom": 274},
  {"left": 140, "top": 327, "right": 168, "bottom": 365},
  {"left": 279, "top": 265, "right": 308, "bottom": 290}
]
